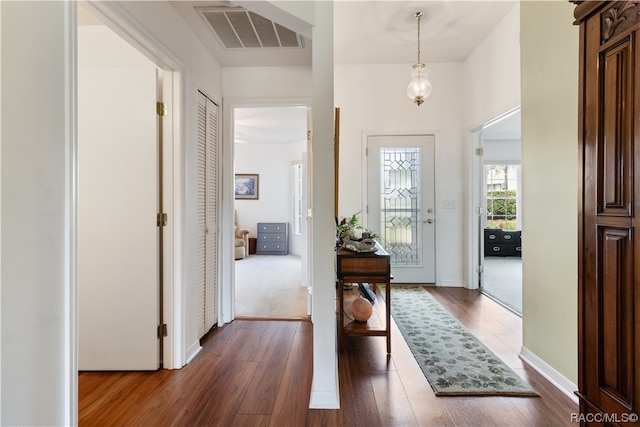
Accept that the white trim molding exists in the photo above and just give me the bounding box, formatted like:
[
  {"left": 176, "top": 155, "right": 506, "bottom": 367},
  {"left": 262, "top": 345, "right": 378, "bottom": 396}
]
[
  {"left": 519, "top": 346, "right": 579, "bottom": 404},
  {"left": 64, "top": 2, "right": 79, "bottom": 424},
  {"left": 309, "top": 390, "right": 340, "bottom": 409},
  {"left": 309, "top": 367, "right": 340, "bottom": 409}
]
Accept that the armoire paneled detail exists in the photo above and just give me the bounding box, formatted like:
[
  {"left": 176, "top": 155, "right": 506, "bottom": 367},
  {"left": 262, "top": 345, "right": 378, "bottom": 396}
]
[
  {"left": 574, "top": 1, "right": 640, "bottom": 425},
  {"left": 599, "top": 38, "right": 633, "bottom": 216},
  {"left": 196, "top": 91, "right": 219, "bottom": 338},
  {"left": 598, "top": 226, "right": 633, "bottom": 405}
]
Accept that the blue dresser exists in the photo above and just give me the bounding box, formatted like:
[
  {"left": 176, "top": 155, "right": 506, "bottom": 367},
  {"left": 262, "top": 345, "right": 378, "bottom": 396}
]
[{"left": 256, "top": 223, "right": 289, "bottom": 255}]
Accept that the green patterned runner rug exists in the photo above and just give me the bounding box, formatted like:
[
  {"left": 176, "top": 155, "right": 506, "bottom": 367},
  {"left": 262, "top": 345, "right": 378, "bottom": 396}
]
[{"left": 389, "top": 285, "right": 539, "bottom": 396}]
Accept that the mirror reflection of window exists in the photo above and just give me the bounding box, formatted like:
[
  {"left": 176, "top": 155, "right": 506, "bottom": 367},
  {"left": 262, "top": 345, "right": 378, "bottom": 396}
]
[{"left": 485, "top": 164, "right": 520, "bottom": 230}]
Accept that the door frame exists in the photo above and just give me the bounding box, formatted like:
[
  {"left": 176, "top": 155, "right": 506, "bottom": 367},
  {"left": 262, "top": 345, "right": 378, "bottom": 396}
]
[
  {"left": 466, "top": 106, "right": 521, "bottom": 291},
  {"left": 467, "top": 128, "right": 484, "bottom": 290},
  {"left": 221, "top": 97, "right": 312, "bottom": 324},
  {"left": 361, "top": 131, "right": 439, "bottom": 283},
  {"left": 81, "top": 1, "right": 185, "bottom": 369}
]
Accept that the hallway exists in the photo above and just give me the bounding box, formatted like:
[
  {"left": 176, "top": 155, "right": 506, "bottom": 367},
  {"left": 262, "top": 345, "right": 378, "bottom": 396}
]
[{"left": 79, "top": 287, "right": 577, "bottom": 426}]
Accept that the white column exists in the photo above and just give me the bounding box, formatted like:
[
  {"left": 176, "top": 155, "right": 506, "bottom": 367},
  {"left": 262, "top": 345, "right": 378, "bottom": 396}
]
[{"left": 309, "top": 0, "right": 339, "bottom": 409}]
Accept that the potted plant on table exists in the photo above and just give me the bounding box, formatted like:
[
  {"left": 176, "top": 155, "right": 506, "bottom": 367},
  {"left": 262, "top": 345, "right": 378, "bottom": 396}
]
[{"left": 336, "top": 212, "right": 380, "bottom": 252}]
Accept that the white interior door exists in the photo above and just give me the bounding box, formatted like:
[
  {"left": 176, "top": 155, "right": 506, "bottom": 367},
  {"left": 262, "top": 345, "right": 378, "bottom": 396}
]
[
  {"left": 78, "top": 25, "right": 159, "bottom": 370},
  {"left": 367, "top": 135, "right": 436, "bottom": 283}
]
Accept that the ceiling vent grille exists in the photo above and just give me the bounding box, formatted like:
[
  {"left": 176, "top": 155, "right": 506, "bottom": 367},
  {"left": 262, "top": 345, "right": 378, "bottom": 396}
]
[{"left": 199, "top": 7, "right": 304, "bottom": 49}]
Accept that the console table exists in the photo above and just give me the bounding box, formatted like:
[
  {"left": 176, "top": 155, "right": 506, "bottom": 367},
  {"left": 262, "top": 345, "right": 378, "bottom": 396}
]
[{"left": 336, "top": 244, "right": 391, "bottom": 353}]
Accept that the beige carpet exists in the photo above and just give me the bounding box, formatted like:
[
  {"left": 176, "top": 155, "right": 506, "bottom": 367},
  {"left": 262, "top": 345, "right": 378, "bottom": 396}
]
[{"left": 234, "top": 254, "right": 309, "bottom": 319}]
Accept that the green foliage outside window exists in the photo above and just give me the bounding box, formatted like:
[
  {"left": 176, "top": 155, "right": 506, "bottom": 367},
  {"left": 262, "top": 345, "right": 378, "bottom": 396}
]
[{"left": 486, "top": 190, "right": 517, "bottom": 230}]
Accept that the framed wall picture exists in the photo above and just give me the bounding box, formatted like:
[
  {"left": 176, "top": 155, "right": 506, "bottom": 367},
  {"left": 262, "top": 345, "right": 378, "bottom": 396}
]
[{"left": 234, "top": 174, "right": 259, "bottom": 200}]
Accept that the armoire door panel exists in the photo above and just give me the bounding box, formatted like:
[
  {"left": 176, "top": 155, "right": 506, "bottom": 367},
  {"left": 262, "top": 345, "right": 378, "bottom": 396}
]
[
  {"left": 597, "top": 226, "right": 633, "bottom": 408},
  {"left": 575, "top": 1, "right": 640, "bottom": 424},
  {"left": 599, "top": 39, "right": 633, "bottom": 216}
]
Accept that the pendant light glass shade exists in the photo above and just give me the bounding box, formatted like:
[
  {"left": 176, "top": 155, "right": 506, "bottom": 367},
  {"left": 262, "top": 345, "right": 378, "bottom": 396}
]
[
  {"left": 408, "top": 11, "right": 431, "bottom": 106},
  {"left": 407, "top": 63, "right": 432, "bottom": 106}
]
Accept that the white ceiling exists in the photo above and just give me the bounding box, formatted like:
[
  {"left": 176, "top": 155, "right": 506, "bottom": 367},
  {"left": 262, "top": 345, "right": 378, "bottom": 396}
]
[
  {"left": 83, "top": 1, "right": 521, "bottom": 144},
  {"left": 170, "top": 1, "right": 518, "bottom": 67},
  {"left": 334, "top": 1, "right": 518, "bottom": 65}
]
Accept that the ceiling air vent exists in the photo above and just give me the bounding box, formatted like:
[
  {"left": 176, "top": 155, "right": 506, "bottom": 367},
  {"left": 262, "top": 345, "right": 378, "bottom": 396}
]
[{"left": 199, "top": 7, "right": 304, "bottom": 49}]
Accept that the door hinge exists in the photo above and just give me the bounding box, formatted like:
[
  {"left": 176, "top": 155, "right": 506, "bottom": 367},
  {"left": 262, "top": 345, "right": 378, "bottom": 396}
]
[
  {"left": 476, "top": 206, "right": 484, "bottom": 215},
  {"left": 156, "top": 102, "right": 167, "bottom": 117},
  {"left": 307, "top": 130, "right": 312, "bottom": 141},
  {"left": 158, "top": 324, "right": 167, "bottom": 338},
  {"left": 476, "top": 265, "right": 484, "bottom": 273},
  {"left": 475, "top": 148, "right": 484, "bottom": 156},
  {"left": 157, "top": 213, "right": 168, "bottom": 227}
]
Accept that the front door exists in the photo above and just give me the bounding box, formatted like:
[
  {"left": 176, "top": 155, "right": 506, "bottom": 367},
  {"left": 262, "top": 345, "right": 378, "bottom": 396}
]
[{"left": 367, "top": 135, "right": 436, "bottom": 283}]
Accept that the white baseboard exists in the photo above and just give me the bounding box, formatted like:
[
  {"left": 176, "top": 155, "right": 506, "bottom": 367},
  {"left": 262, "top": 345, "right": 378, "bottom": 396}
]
[
  {"left": 309, "top": 389, "right": 340, "bottom": 409},
  {"left": 185, "top": 342, "right": 203, "bottom": 365},
  {"left": 308, "top": 370, "right": 340, "bottom": 409},
  {"left": 519, "top": 346, "right": 578, "bottom": 404},
  {"left": 436, "top": 280, "right": 465, "bottom": 287}
]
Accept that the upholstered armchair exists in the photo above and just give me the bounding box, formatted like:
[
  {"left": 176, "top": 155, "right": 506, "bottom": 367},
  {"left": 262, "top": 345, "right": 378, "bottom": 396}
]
[{"left": 234, "top": 210, "right": 250, "bottom": 260}]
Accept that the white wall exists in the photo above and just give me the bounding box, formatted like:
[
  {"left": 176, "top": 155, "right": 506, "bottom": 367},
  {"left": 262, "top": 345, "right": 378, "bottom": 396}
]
[
  {"left": 234, "top": 139, "right": 306, "bottom": 253},
  {"left": 335, "top": 62, "right": 465, "bottom": 286},
  {"left": 223, "top": 67, "right": 312, "bottom": 98},
  {"left": 463, "top": 3, "right": 521, "bottom": 127},
  {"left": 520, "top": 0, "right": 578, "bottom": 386},
  {"left": 1, "top": 2, "right": 76, "bottom": 424}
]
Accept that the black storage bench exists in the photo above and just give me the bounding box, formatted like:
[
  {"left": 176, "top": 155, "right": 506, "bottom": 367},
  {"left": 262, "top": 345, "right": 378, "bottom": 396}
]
[{"left": 484, "top": 229, "right": 521, "bottom": 257}]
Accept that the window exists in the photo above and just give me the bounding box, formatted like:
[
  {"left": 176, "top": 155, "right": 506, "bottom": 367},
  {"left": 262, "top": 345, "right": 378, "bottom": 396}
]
[
  {"left": 485, "top": 164, "right": 519, "bottom": 230},
  {"left": 292, "top": 162, "right": 303, "bottom": 235}
]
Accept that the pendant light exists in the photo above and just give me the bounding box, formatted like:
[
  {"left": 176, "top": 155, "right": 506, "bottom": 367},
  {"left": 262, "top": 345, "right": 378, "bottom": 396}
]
[{"left": 407, "top": 12, "right": 432, "bottom": 106}]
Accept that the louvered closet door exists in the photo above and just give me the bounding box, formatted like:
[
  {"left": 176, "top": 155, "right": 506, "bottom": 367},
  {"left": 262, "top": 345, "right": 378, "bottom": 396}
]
[
  {"left": 204, "top": 97, "right": 219, "bottom": 331},
  {"left": 196, "top": 92, "right": 219, "bottom": 338}
]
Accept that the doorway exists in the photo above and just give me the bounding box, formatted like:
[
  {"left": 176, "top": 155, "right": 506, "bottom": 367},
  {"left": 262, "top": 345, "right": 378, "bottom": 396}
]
[
  {"left": 366, "top": 134, "right": 436, "bottom": 283},
  {"left": 77, "top": 3, "right": 180, "bottom": 370},
  {"left": 232, "top": 105, "right": 310, "bottom": 319},
  {"left": 473, "top": 109, "right": 523, "bottom": 314}
]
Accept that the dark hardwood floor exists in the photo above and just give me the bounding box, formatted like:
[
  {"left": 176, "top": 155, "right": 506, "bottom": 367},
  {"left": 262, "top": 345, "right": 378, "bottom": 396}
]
[{"left": 79, "top": 287, "right": 578, "bottom": 426}]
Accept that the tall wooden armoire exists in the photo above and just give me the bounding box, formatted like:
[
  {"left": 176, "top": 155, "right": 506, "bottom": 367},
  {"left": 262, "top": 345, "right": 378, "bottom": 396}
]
[{"left": 573, "top": 1, "right": 640, "bottom": 425}]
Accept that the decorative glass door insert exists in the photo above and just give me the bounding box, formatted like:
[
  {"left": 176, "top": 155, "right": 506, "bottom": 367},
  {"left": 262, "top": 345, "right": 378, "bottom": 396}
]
[{"left": 380, "top": 147, "right": 422, "bottom": 266}]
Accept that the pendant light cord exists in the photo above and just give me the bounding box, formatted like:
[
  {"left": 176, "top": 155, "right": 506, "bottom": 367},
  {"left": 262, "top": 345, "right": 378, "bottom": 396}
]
[{"left": 416, "top": 13, "right": 421, "bottom": 65}]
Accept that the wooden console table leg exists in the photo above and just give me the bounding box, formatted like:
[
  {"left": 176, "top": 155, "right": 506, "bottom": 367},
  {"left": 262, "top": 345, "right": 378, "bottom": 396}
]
[
  {"left": 386, "top": 280, "right": 391, "bottom": 354},
  {"left": 338, "top": 279, "right": 344, "bottom": 352}
]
